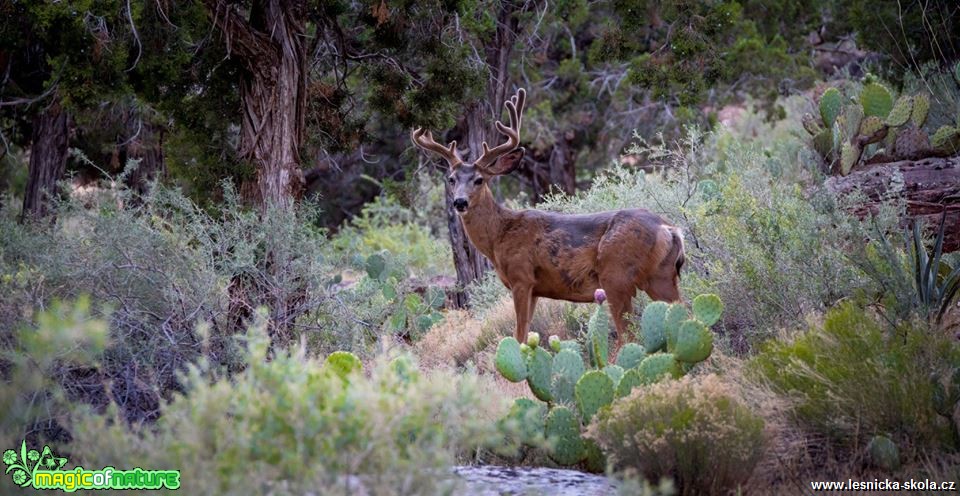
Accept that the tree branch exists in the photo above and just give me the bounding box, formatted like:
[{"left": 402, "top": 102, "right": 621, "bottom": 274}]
[{"left": 201, "top": 0, "right": 278, "bottom": 71}]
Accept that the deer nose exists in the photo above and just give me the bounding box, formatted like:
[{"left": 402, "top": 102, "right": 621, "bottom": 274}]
[{"left": 453, "top": 198, "right": 468, "bottom": 212}]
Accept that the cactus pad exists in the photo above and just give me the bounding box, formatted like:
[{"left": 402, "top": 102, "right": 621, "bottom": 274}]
[
  {"left": 504, "top": 398, "right": 546, "bottom": 446},
  {"left": 365, "top": 253, "right": 387, "bottom": 280},
  {"left": 602, "top": 364, "right": 625, "bottom": 385},
  {"left": 616, "top": 342, "right": 646, "bottom": 369},
  {"left": 640, "top": 301, "right": 669, "bottom": 352},
  {"left": 526, "top": 346, "right": 554, "bottom": 402},
  {"left": 894, "top": 127, "right": 930, "bottom": 160},
  {"left": 637, "top": 353, "right": 684, "bottom": 384},
  {"left": 545, "top": 406, "right": 586, "bottom": 466},
  {"left": 495, "top": 337, "right": 528, "bottom": 382},
  {"left": 819, "top": 87, "right": 842, "bottom": 127},
  {"left": 813, "top": 128, "right": 834, "bottom": 159},
  {"left": 551, "top": 349, "right": 586, "bottom": 405},
  {"left": 931, "top": 126, "right": 960, "bottom": 154},
  {"left": 885, "top": 95, "right": 913, "bottom": 127},
  {"left": 576, "top": 370, "right": 615, "bottom": 423},
  {"left": 326, "top": 351, "right": 363, "bottom": 379},
  {"left": 802, "top": 112, "right": 821, "bottom": 135},
  {"left": 673, "top": 320, "right": 714, "bottom": 363},
  {"left": 866, "top": 435, "right": 900, "bottom": 471},
  {"left": 859, "top": 82, "right": 893, "bottom": 118},
  {"left": 389, "top": 355, "right": 419, "bottom": 384},
  {"left": 692, "top": 294, "right": 723, "bottom": 326},
  {"left": 859, "top": 115, "right": 886, "bottom": 142},
  {"left": 615, "top": 368, "right": 643, "bottom": 398},
  {"left": 911, "top": 93, "right": 930, "bottom": 128},
  {"left": 840, "top": 142, "right": 861, "bottom": 176},
  {"left": 586, "top": 306, "right": 611, "bottom": 368},
  {"left": 664, "top": 304, "right": 689, "bottom": 351}
]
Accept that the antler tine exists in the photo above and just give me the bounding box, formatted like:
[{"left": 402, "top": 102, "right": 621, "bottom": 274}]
[
  {"left": 476, "top": 87, "right": 526, "bottom": 170},
  {"left": 411, "top": 127, "right": 463, "bottom": 168}
]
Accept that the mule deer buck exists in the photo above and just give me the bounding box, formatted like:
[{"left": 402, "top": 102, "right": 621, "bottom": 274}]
[{"left": 411, "top": 88, "right": 685, "bottom": 351}]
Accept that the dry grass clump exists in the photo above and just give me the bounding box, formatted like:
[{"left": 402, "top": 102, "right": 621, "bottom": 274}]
[{"left": 586, "top": 373, "right": 766, "bottom": 496}]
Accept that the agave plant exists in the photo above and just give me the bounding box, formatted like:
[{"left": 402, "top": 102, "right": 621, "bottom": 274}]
[{"left": 911, "top": 211, "right": 960, "bottom": 324}]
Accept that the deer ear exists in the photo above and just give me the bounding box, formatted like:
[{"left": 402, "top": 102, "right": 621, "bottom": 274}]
[{"left": 484, "top": 147, "right": 525, "bottom": 175}]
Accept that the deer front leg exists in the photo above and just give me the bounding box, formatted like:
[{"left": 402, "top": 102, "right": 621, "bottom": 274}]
[
  {"left": 511, "top": 286, "right": 533, "bottom": 344},
  {"left": 603, "top": 289, "right": 633, "bottom": 360}
]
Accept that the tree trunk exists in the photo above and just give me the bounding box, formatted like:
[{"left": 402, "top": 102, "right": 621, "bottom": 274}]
[
  {"left": 205, "top": 0, "right": 306, "bottom": 210},
  {"left": 120, "top": 119, "right": 166, "bottom": 198},
  {"left": 21, "top": 98, "right": 69, "bottom": 221},
  {"left": 823, "top": 157, "right": 960, "bottom": 252},
  {"left": 443, "top": 5, "right": 523, "bottom": 307}
]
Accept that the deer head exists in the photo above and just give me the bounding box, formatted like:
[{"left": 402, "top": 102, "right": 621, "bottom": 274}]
[{"left": 411, "top": 88, "right": 526, "bottom": 213}]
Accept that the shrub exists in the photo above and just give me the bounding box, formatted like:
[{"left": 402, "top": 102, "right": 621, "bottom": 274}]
[
  {"left": 68, "top": 312, "right": 505, "bottom": 495},
  {"left": 586, "top": 374, "right": 765, "bottom": 495},
  {"left": 750, "top": 302, "right": 960, "bottom": 457}
]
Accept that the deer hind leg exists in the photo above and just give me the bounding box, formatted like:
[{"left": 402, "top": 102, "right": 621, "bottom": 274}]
[{"left": 511, "top": 286, "right": 534, "bottom": 344}]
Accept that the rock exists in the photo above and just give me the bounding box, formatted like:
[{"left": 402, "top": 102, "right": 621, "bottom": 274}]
[{"left": 452, "top": 465, "right": 616, "bottom": 496}]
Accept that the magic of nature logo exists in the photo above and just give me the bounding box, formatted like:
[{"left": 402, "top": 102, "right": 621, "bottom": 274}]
[{"left": 3, "top": 440, "right": 180, "bottom": 492}]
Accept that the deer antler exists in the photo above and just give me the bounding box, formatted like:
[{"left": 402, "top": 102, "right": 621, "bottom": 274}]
[
  {"left": 476, "top": 88, "right": 526, "bottom": 170},
  {"left": 411, "top": 128, "right": 463, "bottom": 169}
]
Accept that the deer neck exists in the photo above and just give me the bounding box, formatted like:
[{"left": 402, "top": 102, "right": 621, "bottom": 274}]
[{"left": 459, "top": 187, "right": 512, "bottom": 260}]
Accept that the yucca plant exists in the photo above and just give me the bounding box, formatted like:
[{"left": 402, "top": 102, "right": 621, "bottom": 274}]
[{"left": 911, "top": 211, "right": 960, "bottom": 324}]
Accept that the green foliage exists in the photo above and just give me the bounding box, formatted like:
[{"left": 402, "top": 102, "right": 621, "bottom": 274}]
[
  {"left": 751, "top": 302, "right": 959, "bottom": 454},
  {"left": 587, "top": 374, "right": 765, "bottom": 496},
  {"left": 691, "top": 294, "right": 723, "bottom": 327},
  {"left": 325, "top": 351, "right": 363, "bottom": 380},
  {"left": 866, "top": 435, "right": 900, "bottom": 471},
  {"left": 615, "top": 369, "right": 643, "bottom": 399},
  {"left": 551, "top": 348, "right": 586, "bottom": 405},
  {"left": 909, "top": 214, "right": 960, "bottom": 324},
  {"left": 886, "top": 95, "right": 914, "bottom": 127},
  {"left": 69, "top": 319, "right": 500, "bottom": 494},
  {"left": 672, "top": 320, "right": 713, "bottom": 363}
]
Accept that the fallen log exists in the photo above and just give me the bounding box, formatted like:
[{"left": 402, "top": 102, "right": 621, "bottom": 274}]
[{"left": 823, "top": 157, "right": 960, "bottom": 252}]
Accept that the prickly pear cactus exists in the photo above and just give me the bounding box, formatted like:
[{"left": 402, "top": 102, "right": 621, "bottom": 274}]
[
  {"left": 575, "top": 370, "right": 615, "bottom": 423},
  {"left": 583, "top": 440, "right": 606, "bottom": 473},
  {"left": 894, "top": 127, "right": 930, "bottom": 160},
  {"left": 637, "top": 353, "right": 683, "bottom": 385},
  {"left": 615, "top": 368, "right": 643, "bottom": 398},
  {"left": 527, "top": 332, "right": 541, "bottom": 348},
  {"left": 840, "top": 142, "right": 861, "bottom": 175},
  {"left": 859, "top": 116, "right": 886, "bottom": 143},
  {"left": 802, "top": 113, "right": 822, "bottom": 135},
  {"left": 664, "top": 304, "right": 689, "bottom": 351},
  {"left": 495, "top": 337, "right": 528, "bottom": 383},
  {"left": 616, "top": 342, "right": 646, "bottom": 369},
  {"left": 640, "top": 301, "right": 669, "bottom": 352},
  {"left": 692, "top": 294, "right": 724, "bottom": 327},
  {"left": 504, "top": 398, "right": 546, "bottom": 446},
  {"left": 866, "top": 435, "right": 900, "bottom": 471},
  {"left": 326, "top": 351, "right": 363, "bottom": 380},
  {"left": 819, "top": 87, "right": 842, "bottom": 127},
  {"left": 931, "top": 126, "right": 960, "bottom": 154},
  {"left": 526, "top": 346, "right": 554, "bottom": 402},
  {"left": 911, "top": 93, "right": 930, "bottom": 128},
  {"left": 551, "top": 349, "right": 586, "bottom": 405},
  {"left": 545, "top": 406, "right": 586, "bottom": 466},
  {"left": 885, "top": 95, "right": 913, "bottom": 127},
  {"left": 859, "top": 83, "right": 893, "bottom": 118},
  {"left": 602, "top": 364, "right": 625, "bottom": 385},
  {"left": 586, "top": 306, "right": 611, "bottom": 368},
  {"left": 673, "top": 320, "right": 714, "bottom": 363},
  {"left": 549, "top": 335, "right": 562, "bottom": 353}
]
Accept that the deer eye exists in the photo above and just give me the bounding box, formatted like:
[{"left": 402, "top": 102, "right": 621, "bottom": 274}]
[
  {"left": 474, "top": 177, "right": 483, "bottom": 185},
  {"left": 448, "top": 177, "right": 456, "bottom": 185}
]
